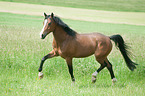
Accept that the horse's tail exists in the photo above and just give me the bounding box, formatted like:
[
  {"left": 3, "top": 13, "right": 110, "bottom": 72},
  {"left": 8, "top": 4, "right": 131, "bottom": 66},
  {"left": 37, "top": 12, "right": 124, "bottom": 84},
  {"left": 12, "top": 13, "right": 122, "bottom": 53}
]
[{"left": 110, "top": 34, "right": 137, "bottom": 71}]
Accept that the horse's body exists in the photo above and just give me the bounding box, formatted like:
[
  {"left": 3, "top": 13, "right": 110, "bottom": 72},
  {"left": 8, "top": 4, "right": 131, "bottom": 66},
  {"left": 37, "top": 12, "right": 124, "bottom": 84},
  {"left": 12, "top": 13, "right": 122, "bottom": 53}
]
[
  {"left": 38, "top": 13, "right": 137, "bottom": 84},
  {"left": 53, "top": 32, "right": 111, "bottom": 59}
]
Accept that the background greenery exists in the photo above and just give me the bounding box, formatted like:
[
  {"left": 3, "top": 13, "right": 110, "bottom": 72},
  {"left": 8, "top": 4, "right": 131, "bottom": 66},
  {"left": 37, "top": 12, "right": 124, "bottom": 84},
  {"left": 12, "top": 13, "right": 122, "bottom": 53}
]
[
  {"left": 0, "top": 0, "right": 145, "bottom": 96},
  {"left": 1, "top": 0, "right": 145, "bottom": 12}
]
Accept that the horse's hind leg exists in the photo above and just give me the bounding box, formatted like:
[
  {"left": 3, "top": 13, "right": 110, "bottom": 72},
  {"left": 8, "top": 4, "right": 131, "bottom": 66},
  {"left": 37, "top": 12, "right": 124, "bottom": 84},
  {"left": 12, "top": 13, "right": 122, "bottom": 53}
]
[
  {"left": 92, "top": 59, "right": 107, "bottom": 83},
  {"left": 92, "top": 58, "right": 117, "bottom": 84},
  {"left": 105, "top": 59, "right": 117, "bottom": 85}
]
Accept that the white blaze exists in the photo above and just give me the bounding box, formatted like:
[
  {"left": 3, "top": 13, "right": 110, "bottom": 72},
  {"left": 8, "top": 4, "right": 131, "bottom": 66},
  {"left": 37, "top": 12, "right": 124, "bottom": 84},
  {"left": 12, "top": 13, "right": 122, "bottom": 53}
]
[{"left": 40, "top": 19, "right": 48, "bottom": 38}]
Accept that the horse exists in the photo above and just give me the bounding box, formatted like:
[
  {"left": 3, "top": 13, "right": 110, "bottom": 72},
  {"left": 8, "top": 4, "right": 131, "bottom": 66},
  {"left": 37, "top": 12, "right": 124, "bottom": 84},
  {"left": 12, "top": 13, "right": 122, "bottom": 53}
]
[{"left": 38, "top": 13, "right": 137, "bottom": 84}]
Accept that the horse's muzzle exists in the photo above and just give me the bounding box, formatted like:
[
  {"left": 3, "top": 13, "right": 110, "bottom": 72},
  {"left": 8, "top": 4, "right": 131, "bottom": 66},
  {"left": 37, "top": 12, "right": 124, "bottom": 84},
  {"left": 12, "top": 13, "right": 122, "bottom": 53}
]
[
  {"left": 40, "top": 34, "right": 47, "bottom": 39},
  {"left": 41, "top": 34, "right": 45, "bottom": 39}
]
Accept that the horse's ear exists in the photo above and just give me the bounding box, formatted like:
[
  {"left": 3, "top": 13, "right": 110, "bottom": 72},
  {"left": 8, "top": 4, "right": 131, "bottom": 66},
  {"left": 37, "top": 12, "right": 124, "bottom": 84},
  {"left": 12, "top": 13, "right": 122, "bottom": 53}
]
[
  {"left": 51, "top": 13, "right": 54, "bottom": 18},
  {"left": 44, "top": 12, "right": 47, "bottom": 17}
]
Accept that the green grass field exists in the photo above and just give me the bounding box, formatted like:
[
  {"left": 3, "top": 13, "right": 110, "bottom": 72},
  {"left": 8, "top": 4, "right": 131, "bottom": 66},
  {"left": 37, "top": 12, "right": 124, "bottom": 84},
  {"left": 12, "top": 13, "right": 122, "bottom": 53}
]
[
  {"left": 1, "top": 1, "right": 145, "bottom": 26},
  {"left": 0, "top": 1, "right": 145, "bottom": 96},
  {"left": 0, "top": 12, "right": 145, "bottom": 96},
  {"left": 2, "top": 0, "right": 145, "bottom": 12}
]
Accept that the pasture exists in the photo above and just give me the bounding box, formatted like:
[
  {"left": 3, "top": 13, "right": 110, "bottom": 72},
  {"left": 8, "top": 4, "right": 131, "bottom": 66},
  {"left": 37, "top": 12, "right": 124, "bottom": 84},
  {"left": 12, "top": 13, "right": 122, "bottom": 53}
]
[
  {"left": 0, "top": 1, "right": 145, "bottom": 96},
  {"left": 2, "top": 0, "right": 145, "bottom": 12}
]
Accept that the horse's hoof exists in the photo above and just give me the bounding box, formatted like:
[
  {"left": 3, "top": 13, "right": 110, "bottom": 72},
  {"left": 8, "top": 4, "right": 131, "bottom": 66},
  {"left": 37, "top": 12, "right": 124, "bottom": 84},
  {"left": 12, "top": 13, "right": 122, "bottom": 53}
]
[
  {"left": 39, "top": 75, "right": 43, "bottom": 79},
  {"left": 92, "top": 76, "right": 96, "bottom": 83},
  {"left": 112, "top": 78, "right": 117, "bottom": 85},
  {"left": 38, "top": 72, "right": 43, "bottom": 79},
  {"left": 72, "top": 81, "right": 75, "bottom": 85},
  {"left": 92, "top": 71, "right": 98, "bottom": 83}
]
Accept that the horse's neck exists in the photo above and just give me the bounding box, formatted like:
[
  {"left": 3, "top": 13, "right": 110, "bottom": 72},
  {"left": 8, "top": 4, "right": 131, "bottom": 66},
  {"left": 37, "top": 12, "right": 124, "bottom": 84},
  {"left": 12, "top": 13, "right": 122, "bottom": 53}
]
[{"left": 53, "top": 26, "right": 68, "bottom": 44}]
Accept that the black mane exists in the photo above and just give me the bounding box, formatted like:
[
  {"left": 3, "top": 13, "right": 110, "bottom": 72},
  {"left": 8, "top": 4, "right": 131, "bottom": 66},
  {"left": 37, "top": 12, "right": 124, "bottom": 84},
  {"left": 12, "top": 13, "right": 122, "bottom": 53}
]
[{"left": 52, "top": 16, "right": 77, "bottom": 37}]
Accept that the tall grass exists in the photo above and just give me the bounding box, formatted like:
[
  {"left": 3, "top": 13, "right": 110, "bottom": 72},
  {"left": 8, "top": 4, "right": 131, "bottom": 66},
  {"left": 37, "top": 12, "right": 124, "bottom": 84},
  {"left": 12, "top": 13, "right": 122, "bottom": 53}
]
[{"left": 0, "top": 12, "right": 145, "bottom": 96}]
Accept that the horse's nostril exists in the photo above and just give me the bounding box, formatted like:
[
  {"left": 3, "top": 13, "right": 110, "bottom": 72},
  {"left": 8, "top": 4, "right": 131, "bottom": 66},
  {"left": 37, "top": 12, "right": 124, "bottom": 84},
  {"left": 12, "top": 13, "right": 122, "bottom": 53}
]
[{"left": 41, "top": 34, "right": 45, "bottom": 39}]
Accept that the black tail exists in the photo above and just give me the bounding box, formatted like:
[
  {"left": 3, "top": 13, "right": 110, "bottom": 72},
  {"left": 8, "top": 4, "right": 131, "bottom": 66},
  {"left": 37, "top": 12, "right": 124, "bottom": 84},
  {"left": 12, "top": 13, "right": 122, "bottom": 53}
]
[{"left": 110, "top": 34, "right": 137, "bottom": 71}]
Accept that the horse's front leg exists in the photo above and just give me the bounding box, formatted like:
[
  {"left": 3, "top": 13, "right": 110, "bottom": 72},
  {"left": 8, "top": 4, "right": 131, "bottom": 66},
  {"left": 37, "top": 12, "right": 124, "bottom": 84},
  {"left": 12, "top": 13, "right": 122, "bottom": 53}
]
[
  {"left": 65, "top": 58, "right": 75, "bottom": 83},
  {"left": 38, "top": 50, "right": 58, "bottom": 79}
]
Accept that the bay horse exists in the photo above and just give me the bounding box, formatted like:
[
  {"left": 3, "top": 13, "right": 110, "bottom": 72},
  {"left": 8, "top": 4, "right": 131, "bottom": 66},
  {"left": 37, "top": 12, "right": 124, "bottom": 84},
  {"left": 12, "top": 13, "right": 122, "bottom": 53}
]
[{"left": 38, "top": 13, "right": 137, "bottom": 84}]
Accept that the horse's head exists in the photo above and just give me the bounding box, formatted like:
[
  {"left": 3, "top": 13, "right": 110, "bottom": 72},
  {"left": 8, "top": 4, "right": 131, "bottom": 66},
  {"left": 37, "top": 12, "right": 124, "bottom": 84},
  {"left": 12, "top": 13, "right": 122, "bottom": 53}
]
[{"left": 40, "top": 13, "right": 56, "bottom": 39}]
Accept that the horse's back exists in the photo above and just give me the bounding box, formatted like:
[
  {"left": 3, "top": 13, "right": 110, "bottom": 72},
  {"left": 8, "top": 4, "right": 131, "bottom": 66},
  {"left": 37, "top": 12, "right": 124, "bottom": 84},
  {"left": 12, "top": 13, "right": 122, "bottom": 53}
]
[{"left": 73, "top": 33, "right": 112, "bottom": 58}]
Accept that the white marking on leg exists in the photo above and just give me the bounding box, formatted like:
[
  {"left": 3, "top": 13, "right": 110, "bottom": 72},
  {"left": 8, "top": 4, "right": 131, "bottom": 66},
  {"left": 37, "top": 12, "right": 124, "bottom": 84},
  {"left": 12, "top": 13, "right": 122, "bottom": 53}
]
[
  {"left": 38, "top": 72, "right": 43, "bottom": 79},
  {"left": 40, "top": 19, "right": 48, "bottom": 38},
  {"left": 38, "top": 72, "right": 43, "bottom": 77},
  {"left": 92, "top": 71, "right": 98, "bottom": 83},
  {"left": 92, "top": 71, "right": 98, "bottom": 77},
  {"left": 112, "top": 78, "right": 117, "bottom": 85}
]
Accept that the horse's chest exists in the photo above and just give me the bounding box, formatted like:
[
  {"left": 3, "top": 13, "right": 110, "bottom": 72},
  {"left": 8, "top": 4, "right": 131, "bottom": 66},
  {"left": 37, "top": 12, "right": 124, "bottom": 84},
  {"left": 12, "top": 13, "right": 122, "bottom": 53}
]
[
  {"left": 57, "top": 45, "right": 74, "bottom": 59},
  {"left": 58, "top": 48, "right": 72, "bottom": 59},
  {"left": 52, "top": 40, "right": 75, "bottom": 58}
]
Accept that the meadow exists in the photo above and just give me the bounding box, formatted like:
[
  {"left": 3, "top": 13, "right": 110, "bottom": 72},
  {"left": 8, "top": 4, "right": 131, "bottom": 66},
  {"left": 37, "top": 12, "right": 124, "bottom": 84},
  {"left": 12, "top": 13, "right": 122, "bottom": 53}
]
[
  {"left": 2, "top": 0, "right": 145, "bottom": 12},
  {"left": 0, "top": 1, "right": 145, "bottom": 96},
  {"left": 0, "top": 12, "right": 145, "bottom": 96}
]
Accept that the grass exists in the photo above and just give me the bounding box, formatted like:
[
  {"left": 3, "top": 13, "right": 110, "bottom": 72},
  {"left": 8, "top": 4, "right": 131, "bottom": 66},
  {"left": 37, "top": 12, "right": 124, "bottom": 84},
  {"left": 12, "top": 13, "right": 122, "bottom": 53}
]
[
  {"left": 0, "top": 12, "right": 145, "bottom": 96},
  {"left": 0, "top": 1, "right": 145, "bottom": 25},
  {"left": 1, "top": 0, "right": 145, "bottom": 12},
  {"left": 1, "top": 1, "right": 145, "bottom": 26}
]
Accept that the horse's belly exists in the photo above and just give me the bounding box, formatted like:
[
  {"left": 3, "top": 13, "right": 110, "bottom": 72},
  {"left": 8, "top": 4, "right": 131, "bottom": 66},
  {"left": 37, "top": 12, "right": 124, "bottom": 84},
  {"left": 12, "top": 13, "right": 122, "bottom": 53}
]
[
  {"left": 74, "top": 45, "right": 96, "bottom": 58},
  {"left": 74, "top": 52, "right": 94, "bottom": 58}
]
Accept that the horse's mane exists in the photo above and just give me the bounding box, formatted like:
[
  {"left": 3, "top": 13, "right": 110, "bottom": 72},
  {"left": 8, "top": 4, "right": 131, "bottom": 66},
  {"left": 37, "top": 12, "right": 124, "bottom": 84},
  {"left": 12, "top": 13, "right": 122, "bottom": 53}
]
[{"left": 53, "top": 16, "right": 77, "bottom": 37}]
